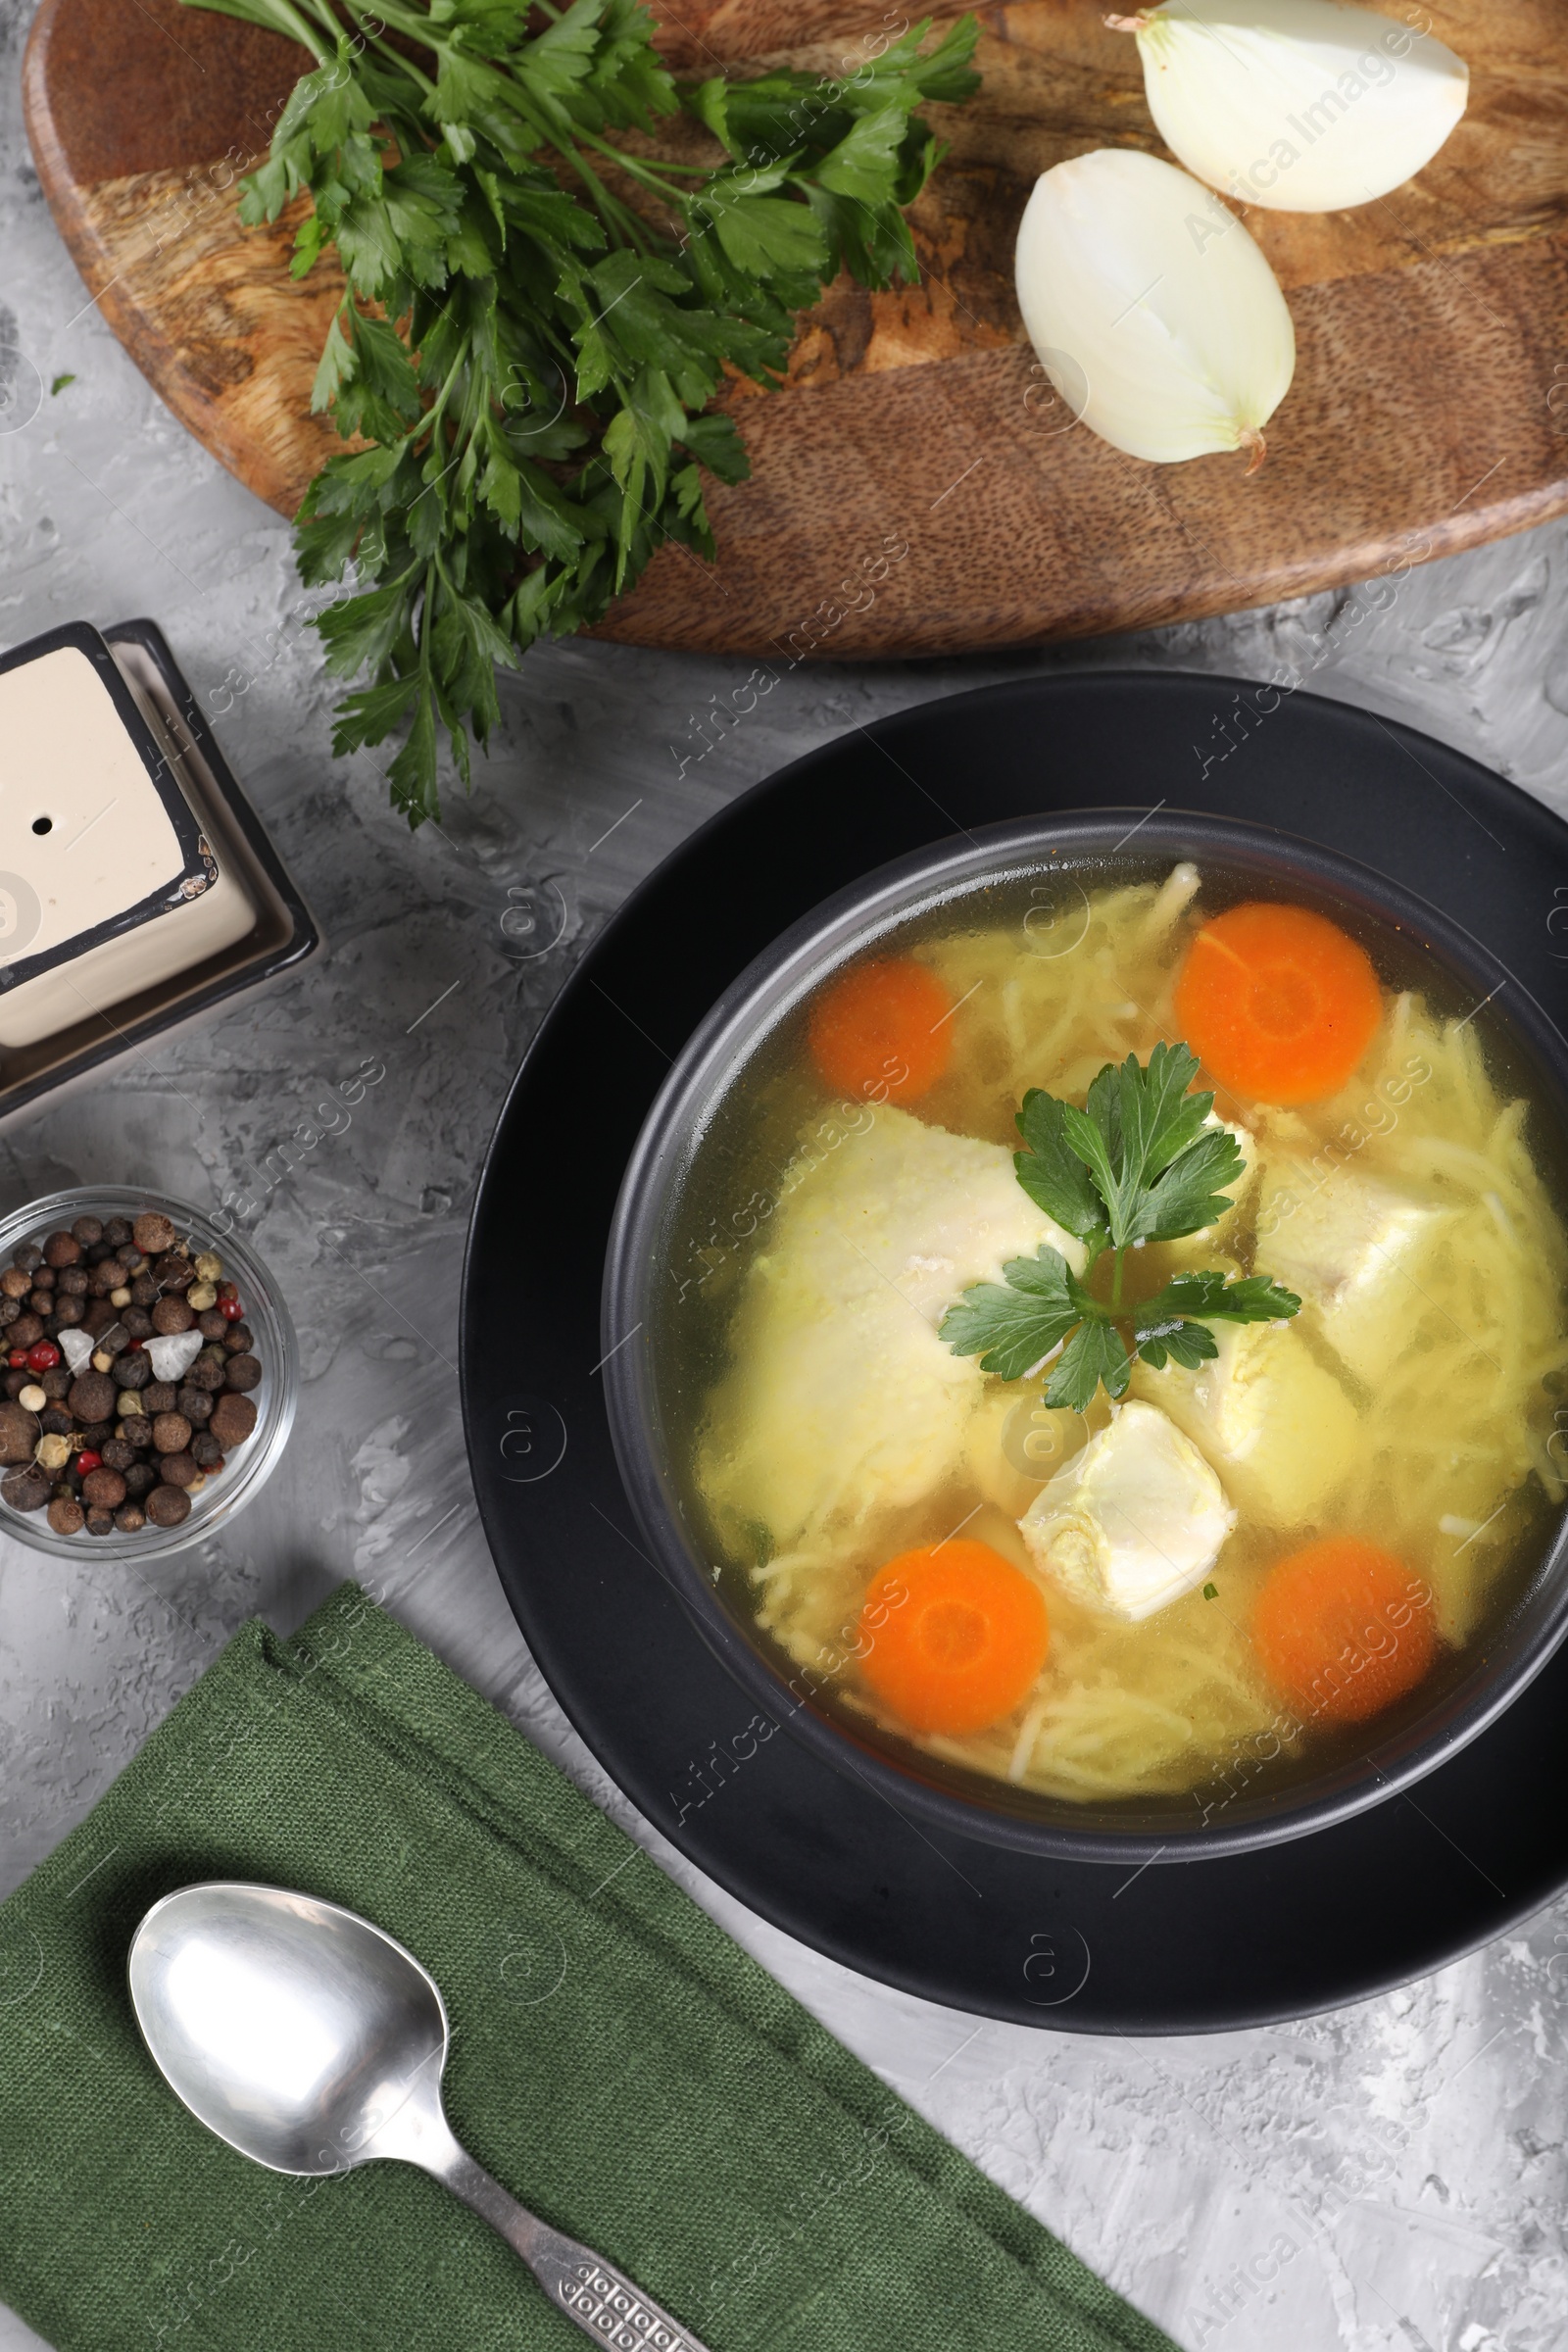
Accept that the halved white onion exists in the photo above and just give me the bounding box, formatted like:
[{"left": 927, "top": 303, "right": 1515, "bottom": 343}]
[
  {"left": 1014, "top": 149, "right": 1297, "bottom": 467},
  {"left": 1109, "top": 0, "right": 1469, "bottom": 213}
]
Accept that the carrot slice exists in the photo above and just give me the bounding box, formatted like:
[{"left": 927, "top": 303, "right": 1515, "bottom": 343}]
[
  {"left": 1253, "top": 1536, "right": 1436, "bottom": 1725},
  {"left": 808, "top": 957, "right": 954, "bottom": 1103},
  {"left": 858, "top": 1541, "right": 1050, "bottom": 1736},
  {"left": 1173, "top": 902, "right": 1382, "bottom": 1105}
]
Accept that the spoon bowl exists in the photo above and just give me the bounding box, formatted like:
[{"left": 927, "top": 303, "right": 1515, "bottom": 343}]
[
  {"left": 129, "top": 1882, "right": 713, "bottom": 2351},
  {"left": 129, "top": 1883, "right": 449, "bottom": 2178}
]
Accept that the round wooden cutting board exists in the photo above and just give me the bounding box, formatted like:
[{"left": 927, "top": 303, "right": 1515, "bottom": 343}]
[{"left": 22, "top": 0, "right": 1568, "bottom": 657}]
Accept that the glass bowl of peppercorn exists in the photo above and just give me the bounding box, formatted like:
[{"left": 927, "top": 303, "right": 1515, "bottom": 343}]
[{"left": 0, "top": 1188, "right": 297, "bottom": 1558}]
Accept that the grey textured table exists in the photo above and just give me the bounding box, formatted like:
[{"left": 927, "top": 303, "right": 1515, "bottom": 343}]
[{"left": 4, "top": 4, "right": 1568, "bottom": 2343}]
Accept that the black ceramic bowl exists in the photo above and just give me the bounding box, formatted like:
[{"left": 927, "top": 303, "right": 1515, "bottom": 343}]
[{"left": 602, "top": 811, "right": 1568, "bottom": 1863}]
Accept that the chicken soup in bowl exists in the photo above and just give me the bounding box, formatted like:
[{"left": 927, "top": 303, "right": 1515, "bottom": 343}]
[{"left": 603, "top": 815, "right": 1568, "bottom": 1860}]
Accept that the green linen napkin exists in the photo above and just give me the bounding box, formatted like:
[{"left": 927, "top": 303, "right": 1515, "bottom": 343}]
[{"left": 0, "top": 1584, "right": 1177, "bottom": 2352}]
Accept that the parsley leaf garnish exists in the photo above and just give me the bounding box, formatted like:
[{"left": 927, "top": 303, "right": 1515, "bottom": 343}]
[
  {"left": 939, "top": 1247, "right": 1093, "bottom": 1383},
  {"left": 1049, "top": 1317, "right": 1132, "bottom": 1412},
  {"left": 1132, "top": 1269, "right": 1302, "bottom": 1370},
  {"left": 940, "top": 1043, "right": 1301, "bottom": 1410},
  {"left": 1058, "top": 1042, "right": 1245, "bottom": 1255},
  {"left": 1012, "top": 1091, "right": 1109, "bottom": 1254},
  {"left": 179, "top": 0, "right": 982, "bottom": 825}
]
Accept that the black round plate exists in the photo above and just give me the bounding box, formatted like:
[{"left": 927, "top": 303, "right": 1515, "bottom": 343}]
[{"left": 462, "top": 671, "right": 1568, "bottom": 2033}]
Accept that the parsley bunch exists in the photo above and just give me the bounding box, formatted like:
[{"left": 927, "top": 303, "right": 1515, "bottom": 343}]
[
  {"left": 941, "top": 1043, "right": 1300, "bottom": 1411},
  {"left": 181, "top": 0, "right": 980, "bottom": 823}
]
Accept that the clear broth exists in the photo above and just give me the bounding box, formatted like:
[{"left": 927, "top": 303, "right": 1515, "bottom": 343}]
[{"left": 653, "top": 857, "right": 1568, "bottom": 1829}]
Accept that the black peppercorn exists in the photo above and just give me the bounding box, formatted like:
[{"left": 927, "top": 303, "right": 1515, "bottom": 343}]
[
  {"left": 71, "top": 1216, "right": 103, "bottom": 1248},
  {"left": 85, "top": 1507, "right": 115, "bottom": 1536},
  {"left": 223, "top": 1322, "right": 255, "bottom": 1354},
  {"left": 58, "top": 1267, "right": 88, "bottom": 1297},
  {"left": 40, "top": 1368, "right": 71, "bottom": 1401},
  {"left": 39, "top": 1407, "right": 74, "bottom": 1437},
  {"left": 52, "top": 1297, "right": 85, "bottom": 1329},
  {"left": 121, "top": 1308, "right": 154, "bottom": 1341},
  {"left": 122, "top": 1461, "right": 157, "bottom": 1497},
  {"left": 103, "top": 1218, "right": 132, "bottom": 1249},
  {"left": 82, "top": 1465, "right": 127, "bottom": 1510},
  {"left": 190, "top": 1432, "right": 224, "bottom": 1469},
  {"left": 210, "top": 1393, "right": 257, "bottom": 1449},
  {"left": 176, "top": 1387, "right": 213, "bottom": 1426},
  {"left": 0, "top": 1405, "right": 35, "bottom": 1464},
  {"left": 186, "top": 1348, "right": 227, "bottom": 1393},
  {"left": 111, "top": 1352, "right": 151, "bottom": 1391},
  {"left": 101, "top": 1439, "right": 136, "bottom": 1472},
  {"left": 13, "top": 1243, "right": 42, "bottom": 1274},
  {"left": 69, "top": 1371, "right": 118, "bottom": 1424},
  {"left": 142, "top": 1382, "right": 177, "bottom": 1418},
  {"left": 129, "top": 1274, "right": 159, "bottom": 1307},
  {"left": 2, "top": 1464, "right": 50, "bottom": 1510}
]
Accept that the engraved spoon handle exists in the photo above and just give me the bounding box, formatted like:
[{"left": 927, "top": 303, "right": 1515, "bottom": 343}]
[{"left": 440, "top": 2146, "right": 714, "bottom": 2352}]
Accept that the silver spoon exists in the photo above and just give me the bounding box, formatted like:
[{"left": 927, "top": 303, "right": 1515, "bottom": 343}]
[{"left": 128, "top": 1881, "right": 713, "bottom": 2352}]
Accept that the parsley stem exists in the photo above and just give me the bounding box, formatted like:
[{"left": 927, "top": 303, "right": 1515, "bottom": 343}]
[
  {"left": 416, "top": 560, "right": 436, "bottom": 687},
  {"left": 558, "top": 143, "right": 657, "bottom": 250},
  {"left": 243, "top": 0, "right": 332, "bottom": 65},
  {"left": 339, "top": 0, "right": 433, "bottom": 42},
  {"left": 1111, "top": 1249, "right": 1125, "bottom": 1311},
  {"left": 422, "top": 346, "right": 469, "bottom": 437},
  {"left": 575, "top": 128, "right": 717, "bottom": 183},
  {"left": 368, "top": 33, "right": 435, "bottom": 93}
]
